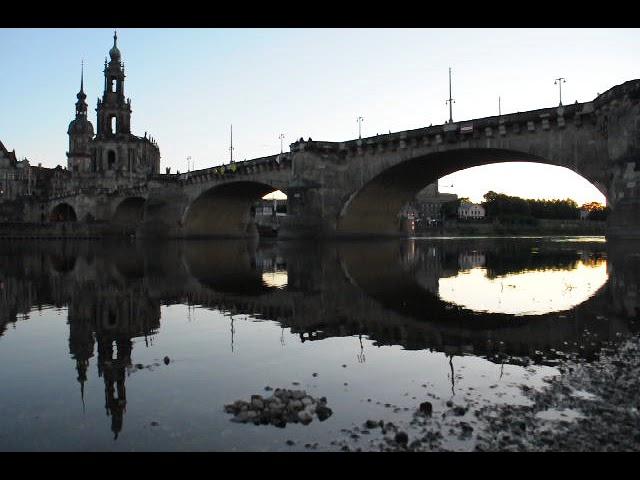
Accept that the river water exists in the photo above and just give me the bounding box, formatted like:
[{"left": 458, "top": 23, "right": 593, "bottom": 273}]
[{"left": 0, "top": 236, "right": 638, "bottom": 451}]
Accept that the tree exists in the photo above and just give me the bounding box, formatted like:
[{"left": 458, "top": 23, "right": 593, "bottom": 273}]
[{"left": 581, "top": 202, "right": 610, "bottom": 220}]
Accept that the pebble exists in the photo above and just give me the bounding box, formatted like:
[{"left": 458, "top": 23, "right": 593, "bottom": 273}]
[
  {"left": 395, "top": 431, "right": 409, "bottom": 445},
  {"left": 419, "top": 401, "right": 433, "bottom": 416},
  {"left": 365, "top": 419, "right": 379, "bottom": 429}
]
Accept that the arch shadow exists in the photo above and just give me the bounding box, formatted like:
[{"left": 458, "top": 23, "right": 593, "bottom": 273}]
[
  {"left": 113, "top": 197, "right": 146, "bottom": 225},
  {"left": 49, "top": 203, "right": 77, "bottom": 223},
  {"left": 183, "top": 181, "right": 278, "bottom": 238}
]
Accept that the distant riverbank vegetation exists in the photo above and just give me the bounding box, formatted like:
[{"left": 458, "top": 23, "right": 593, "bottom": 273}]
[
  {"left": 421, "top": 191, "right": 609, "bottom": 236},
  {"left": 443, "top": 191, "right": 609, "bottom": 224}
]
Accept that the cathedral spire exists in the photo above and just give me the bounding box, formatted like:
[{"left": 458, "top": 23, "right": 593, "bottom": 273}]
[
  {"left": 75, "top": 60, "right": 87, "bottom": 110},
  {"left": 109, "top": 29, "right": 121, "bottom": 63}
]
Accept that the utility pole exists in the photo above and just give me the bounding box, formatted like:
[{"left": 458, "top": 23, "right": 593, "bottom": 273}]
[
  {"left": 230, "top": 124, "right": 234, "bottom": 163},
  {"left": 357, "top": 116, "right": 364, "bottom": 139},
  {"left": 498, "top": 96, "right": 501, "bottom": 116},
  {"left": 279, "top": 133, "right": 285, "bottom": 154},
  {"left": 187, "top": 155, "right": 191, "bottom": 172},
  {"left": 446, "top": 67, "right": 455, "bottom": 123},
  {"left": 554, "top": 77, "right": 566, "bottom": 106}
]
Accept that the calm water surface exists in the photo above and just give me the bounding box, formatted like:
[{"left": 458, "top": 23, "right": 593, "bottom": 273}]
[{"left": 1, "top": 237, "right": 638, "bottom": 451}]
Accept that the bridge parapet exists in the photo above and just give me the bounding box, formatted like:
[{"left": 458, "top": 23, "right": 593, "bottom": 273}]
[
  {"left": 289, "top": 101, "right": 602, "bottom": 161},
  {"left": 174, "top": 153, "right": 292, "bottom": 185}
]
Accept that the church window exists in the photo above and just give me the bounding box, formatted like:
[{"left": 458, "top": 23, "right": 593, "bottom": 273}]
[
  {"left": 111, "top": 78, "right": 117, "bottom": 92},
  {"left": 108, "top": 150, "right": 116, "bottom": 170},
  {"left": 110, "top": 116, "right": 116, "bottom": 134}
]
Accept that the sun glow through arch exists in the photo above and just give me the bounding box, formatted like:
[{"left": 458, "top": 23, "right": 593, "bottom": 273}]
[{"left": 439, "top": 162, "right": 608, "bottom": 206}]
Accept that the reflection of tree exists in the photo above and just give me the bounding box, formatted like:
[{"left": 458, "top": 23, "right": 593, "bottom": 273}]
[{"left": 484, "top": 250, "right": 595, "bottom": 279}]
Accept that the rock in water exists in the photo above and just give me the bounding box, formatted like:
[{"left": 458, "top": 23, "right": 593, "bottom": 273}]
[
  {"left": 395, "top": 431, "right": 409, "bottom": 445},
  {"left": 365, "top": 419, "right": 380, "bottom": 429},
  {"left": 419, "top": 401, "right": 433, "bottom": 416},
  {"left": 224, "top": 389, "right": 333, "bottom": 426}
]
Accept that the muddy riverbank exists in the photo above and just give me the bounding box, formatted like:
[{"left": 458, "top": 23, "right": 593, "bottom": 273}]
[{"left": 334, "top": 332, "right": 640, "bottom": 452}]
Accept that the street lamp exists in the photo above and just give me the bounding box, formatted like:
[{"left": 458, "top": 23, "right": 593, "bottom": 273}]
[
  {"left": 279, "top": 133, "right": 285, "bottom": 154},
  {"left": 446, "top": 67, "right": 455, "bottom": 123},
  {"left": 554, "top": 77, "right": 566, "bottom": 106},
  {"left": 357, "top": 116, "right": 364, "bottom": 139}
]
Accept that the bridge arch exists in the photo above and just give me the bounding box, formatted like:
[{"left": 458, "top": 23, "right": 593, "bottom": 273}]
[
  {"left": 112, "top": 197, "right": 147, "bottom": 225},
  {"left": 49, "top": 203, "right": 77, "bottom": 223},
  {"left": 336, "top": 148, "right": 609, "bottom": 235},
  {"left": 183, "top": 181, "right": 279, "bottom": 237}
]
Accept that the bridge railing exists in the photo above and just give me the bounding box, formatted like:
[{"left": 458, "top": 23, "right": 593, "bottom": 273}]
[{"left": 172, "top": 153, "right": 292, "bottom": 183}]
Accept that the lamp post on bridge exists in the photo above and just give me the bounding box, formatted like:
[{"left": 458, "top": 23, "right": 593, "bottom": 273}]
[
  {"left": 279, "top": 133, "right": 285, "bottom": 154},
  {"left": 554, "top": 77, "right": 567, "bottom": 106},
  {"left": 357, "top": 116, "right": 364, "bottom": 139},
  {"left": 230, "top": 124, "right": 234, "bottom": 163},
  {"left": 446, "top": 67, "right": 455, "bottom": 123}
]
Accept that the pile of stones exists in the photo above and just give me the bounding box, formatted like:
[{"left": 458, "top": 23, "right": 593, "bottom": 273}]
[{"left": 224, "top": 388, "right": 333, "bottom": 428}]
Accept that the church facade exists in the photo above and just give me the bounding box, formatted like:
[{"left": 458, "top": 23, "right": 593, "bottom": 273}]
[{"left": 67, "top": 32, "right": 160, "bottom": 180}]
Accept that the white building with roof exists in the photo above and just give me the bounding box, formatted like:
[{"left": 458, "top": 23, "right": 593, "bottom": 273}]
[{"left": 458, "top": 201, "right": 485, "bottom": 219}]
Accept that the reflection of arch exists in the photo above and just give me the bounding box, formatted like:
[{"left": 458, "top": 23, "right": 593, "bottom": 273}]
[
  {"left": 184, "top": 241, "right": 270, "bottom": 295},
  {"left": 113, "top": 197, "right": 146, "bottom": 225},
  {"left": 337, "top": 239, "right": 610, "bottom": 327},
  {"left": 337, "top": 151, "right": 609, "bottom": 235},
  {"left": 49, "top": 203, "right": 77, "bottom": 222},
  {"left": 49, "top": 254, "right": 77, "bottom": 274},
  {"left": 184, "top": 182, "right": 277, "bottom": 237}
]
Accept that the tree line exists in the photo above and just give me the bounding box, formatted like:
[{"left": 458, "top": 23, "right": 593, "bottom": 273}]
[{"left": 442, "top": 191, "right": 609, "bottom": 222}]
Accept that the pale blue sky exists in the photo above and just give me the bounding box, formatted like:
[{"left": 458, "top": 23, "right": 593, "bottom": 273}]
[{"left": 2, "top": 28, "right": 639, "bottom": 205}]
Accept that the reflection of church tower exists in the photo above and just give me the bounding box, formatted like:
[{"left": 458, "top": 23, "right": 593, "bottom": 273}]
[
  {"left": 97, "top": 336, "right": 132, "bottom": 439},
  {"left": 68, "top": 316, "right": 95, "bottom": 409},
  {"left": 67, "top": 63, "right": 95, "bottom": 174}
]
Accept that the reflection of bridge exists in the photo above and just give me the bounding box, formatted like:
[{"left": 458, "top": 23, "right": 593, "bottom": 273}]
[
  {"left": 37, "top": 79, "right": 640, "bottom": 239},
  {"left": 2, "top": 238, "right": 638, "bottom": 437},
  {"left": 1, "top": 238, "right": 637, "bottom": 358}
]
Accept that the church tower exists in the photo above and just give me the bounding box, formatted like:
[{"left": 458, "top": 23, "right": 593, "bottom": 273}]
[
  {"left": 89, "top": 31, "right": 160, "bottom": 177},
  {"left": 96, "top": 31, "right": 132, "bottom": 138},
  {"left": 67, "top": 63, "right": 94, "bottom": 174}
]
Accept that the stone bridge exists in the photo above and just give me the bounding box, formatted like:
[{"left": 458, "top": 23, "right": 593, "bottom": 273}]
[{"left": 42, "top": 79, "right": 640, "bottom": 238}]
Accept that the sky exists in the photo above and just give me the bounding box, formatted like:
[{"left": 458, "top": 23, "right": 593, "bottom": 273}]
[{"left": 2, "top": 28, "right": 639, "bottom": 205}]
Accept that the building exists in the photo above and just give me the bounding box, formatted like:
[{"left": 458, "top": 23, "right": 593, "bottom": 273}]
[
  {"left": 1, "top": 140, "right": 74, "bottom": 221},
  {"left": 580, "top": 208, "right": 590, "bottom": 220},
  {"left": 1, "top": 32, "right": 162, "bottom": 225},
  {"left": 458, "top": 201, "right": 486, "bottom": 220},
  {"left": 67, "top": 32, "right": 160, "bottom": 179},
  {"left": 399, "top": 183, "right": 458, "bottom": 230}
]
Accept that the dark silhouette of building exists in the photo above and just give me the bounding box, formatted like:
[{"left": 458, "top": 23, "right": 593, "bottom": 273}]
[{"left": 68, "top": 32, "right": 160, "bottom": 178}]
